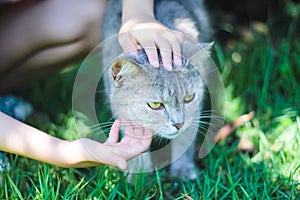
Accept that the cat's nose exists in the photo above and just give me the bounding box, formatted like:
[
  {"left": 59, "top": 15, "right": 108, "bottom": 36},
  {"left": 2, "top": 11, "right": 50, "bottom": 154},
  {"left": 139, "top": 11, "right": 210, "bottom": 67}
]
[{"left": 173, "top": 123, "right": 184, "bottom": 130}]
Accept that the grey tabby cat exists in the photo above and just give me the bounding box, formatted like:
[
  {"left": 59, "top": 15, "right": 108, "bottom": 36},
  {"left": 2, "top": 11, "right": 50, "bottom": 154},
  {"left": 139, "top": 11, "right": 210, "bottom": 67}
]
[{"left": 102, "top": 0, "right": 212, "bottom": 178}]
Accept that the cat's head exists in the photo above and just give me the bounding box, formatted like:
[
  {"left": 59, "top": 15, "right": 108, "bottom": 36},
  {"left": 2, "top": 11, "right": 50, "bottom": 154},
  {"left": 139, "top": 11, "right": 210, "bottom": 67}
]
[{"left": 108, "top": 44, "right": 212, "bottom": 139}]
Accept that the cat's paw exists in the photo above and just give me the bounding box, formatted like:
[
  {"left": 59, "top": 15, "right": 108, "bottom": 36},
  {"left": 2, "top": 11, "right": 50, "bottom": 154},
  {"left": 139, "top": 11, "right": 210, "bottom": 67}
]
[{"left": 170, "top": 162, "right": 197, "bottom": 179}]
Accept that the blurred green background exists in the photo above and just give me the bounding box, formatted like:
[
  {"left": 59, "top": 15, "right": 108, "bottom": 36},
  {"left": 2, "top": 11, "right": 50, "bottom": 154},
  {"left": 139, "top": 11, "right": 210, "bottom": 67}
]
[{"left": 1, "top": 0, "right": 300, "bottom": 199}]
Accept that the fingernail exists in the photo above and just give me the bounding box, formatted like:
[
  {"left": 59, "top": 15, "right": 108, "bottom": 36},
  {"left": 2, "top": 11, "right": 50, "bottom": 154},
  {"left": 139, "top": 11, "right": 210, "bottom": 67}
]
[
  {"left": 165, "top": 63, "right": 173, "bottom": 71},
  {"left": 152, "top": 62, "right": 160, "bottom": 68},
  {"left": 174, "top": 55, "right": 183, "bottom": 66}
]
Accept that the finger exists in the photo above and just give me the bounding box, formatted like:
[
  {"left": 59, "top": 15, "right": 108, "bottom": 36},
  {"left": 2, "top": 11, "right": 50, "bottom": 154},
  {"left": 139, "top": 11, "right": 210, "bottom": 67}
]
[
  {"left": 121, "top": 118, "right": 141, "bottom": 142},
  {"left": 138, "top": 127, "right": 153, "bottom": 140},
  {"left": 122, "top": 118, "right": 134, "bottom": 136},
  {"left": 125, "top": 128, "right": 152, "bottom": 150},
  {"left": 105, "top": 119, "right": 121, "bottom": 144},
  {"left": 144, "top": 47, "right": 160, "bottom": 68},
  {"left": 139, "top": 129, "right": 153, "bottom": 152},
  {"left": 119, "top": 32, "right": 139, "bottom": 54},
  {"left": 104, "top": 152, "right": 128, "bottom": 170},
  {"left": 131, "top": 133, "right": 152, "bottom": 153},
  {"left": 137, "top": 39, "right": 160, "bottom": 68},
  {"left": 143, "top": 128, "right": 153, "bottom": 138},
  {"left": 171, "top": 37, "right": 183, "bottom": 67},
  {"left": 156, "top": 37, "right": 173, "bottom": 71},
  {"left": 123, "top": 120, "right": 149, "bottom": 142},
  {"left": 119, "top": 150, "right": 136, "bottom": 161},
  {"left": 165, "top": 31, "right": 183, "bottom": 67},
  {"left": 117, "top": 159, "right": 128, "bottom": 170},
  {"left": 113, "top": 130, "right": 152, "bottom": 160},
  {"left": 128, "top": 120, "right": 143, "bottom": 137},
  {"left": 79, "top": 138, "right": 128, "bottom": 170}
]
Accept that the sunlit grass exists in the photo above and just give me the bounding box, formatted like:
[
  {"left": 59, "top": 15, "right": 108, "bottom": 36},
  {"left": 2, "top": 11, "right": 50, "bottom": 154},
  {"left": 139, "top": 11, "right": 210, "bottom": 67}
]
[{"left": 1, "top": 17, "right": 300, "bottom": 199}]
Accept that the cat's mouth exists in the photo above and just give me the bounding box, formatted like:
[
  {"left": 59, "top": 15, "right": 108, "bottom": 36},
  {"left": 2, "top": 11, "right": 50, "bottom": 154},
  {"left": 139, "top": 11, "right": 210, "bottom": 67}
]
[
  {"left": 155, "top": 124, "right": 188, "bottom": 139},
  {"left": 164, "top": 132, "right": 178, "bottom": 139}
]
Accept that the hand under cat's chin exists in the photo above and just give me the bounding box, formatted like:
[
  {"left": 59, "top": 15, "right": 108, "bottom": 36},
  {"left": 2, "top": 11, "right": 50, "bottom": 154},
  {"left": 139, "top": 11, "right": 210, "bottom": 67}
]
[{"left": 156, "top": 127, "right": 184, "bottom": 139}]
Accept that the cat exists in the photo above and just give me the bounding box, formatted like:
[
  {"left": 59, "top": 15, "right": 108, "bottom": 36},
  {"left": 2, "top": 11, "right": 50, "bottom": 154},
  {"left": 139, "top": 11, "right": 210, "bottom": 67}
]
[{"left": 101, "top": 0, "right": 213, "bottom": 179}]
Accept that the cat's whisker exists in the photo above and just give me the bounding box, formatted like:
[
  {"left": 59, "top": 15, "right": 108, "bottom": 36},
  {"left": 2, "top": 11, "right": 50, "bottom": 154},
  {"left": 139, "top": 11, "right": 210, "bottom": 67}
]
[
  {"left": 190, "top": 120, "right": 221, "bottom": 135},
  {"left": 96, "top": 129, "right": 111, "bottom": 135},
  {"left": 152, "top": 135, "right": 170, "bottom": 146},
  {"left": 197, "top": 125, "right": 222, "bottom": 137},
  {"left": 198, "top": 112, "right": 224, "bottom": 119},
  {"left": 88, "top": 121, "right": 115, "bottom": 129},
  {"left": 188, "top": 125, "right": 207, "bottom": 137},
  {"left": 88, "top": 124, "right": 102, "bottom": 129},
  {"left": 195, "top": 115, "right": 225, "bottom": 120},
  {"left": 90, "top": 124, "right": 115, "bottom": 133},
  {"left": 191, "top": 119, "right": 211, "bottom": 125},
  {"left": 196, "top": 125, "right": 216, "bottom": 136},
  {"left": 198, "top": 113, "right": 224, "bottom": 118},
  {"left": 200, "top": 109, "right": 220, "bottom": 113},
  {"left": 95, "top": 90, "right": 106, "bottom": 94},
  {"left": 88, "top": 122, "right": 114, "bottom": 129},
  {"left": 197, "top": 120, "right": 223, "bottom": 128},
  {"left": 196, "top": 131, "right": 207, "bottom": 137},
  {"left": 91, "top": 131, "right": 106, "bottom": 136},
  {"left": 194, "top": 118, "right": 225, "bottom": 126},
  {"left": 107, "top": 115, "right": 117, "bottom": 122}
]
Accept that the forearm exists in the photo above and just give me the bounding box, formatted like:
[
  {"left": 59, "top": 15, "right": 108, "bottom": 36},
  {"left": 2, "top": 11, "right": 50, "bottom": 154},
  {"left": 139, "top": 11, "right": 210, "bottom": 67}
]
[
  {"left": 122, "top": 0, "right": 155, "bottom": 22},
  {"left": 0, "top": 112, "right": 92, "bottom": 168}
]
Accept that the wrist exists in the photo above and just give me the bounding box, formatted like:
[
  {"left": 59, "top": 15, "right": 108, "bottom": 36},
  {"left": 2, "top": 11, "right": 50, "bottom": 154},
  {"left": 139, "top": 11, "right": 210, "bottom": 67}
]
[
  {"left": 62, "top": 139, "right": 94, "bottom": 168},
  {"left": 122, "top": 0, "right": 155, "bottom": 23}
]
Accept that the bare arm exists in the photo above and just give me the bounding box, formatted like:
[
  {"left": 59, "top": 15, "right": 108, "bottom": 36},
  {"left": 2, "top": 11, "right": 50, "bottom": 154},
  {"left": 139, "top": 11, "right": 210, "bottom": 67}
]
[{"left": 0, "top": 112, "right": 152, "bottom": 169}]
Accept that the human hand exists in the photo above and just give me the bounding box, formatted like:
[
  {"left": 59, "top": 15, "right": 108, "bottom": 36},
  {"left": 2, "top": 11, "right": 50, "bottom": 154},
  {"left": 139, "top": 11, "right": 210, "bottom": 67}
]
[
  {"left": 104, "top": 119, "right": 153, "bottom": 166},
  {"left": 0, "top": 112, "right": 151, "bottom": 170},
  {"left": 119, "top": 17, "right": 184, "bottom": 71},
  {"left": 77, "top": 119, "right": 152, "bottom": 170}
]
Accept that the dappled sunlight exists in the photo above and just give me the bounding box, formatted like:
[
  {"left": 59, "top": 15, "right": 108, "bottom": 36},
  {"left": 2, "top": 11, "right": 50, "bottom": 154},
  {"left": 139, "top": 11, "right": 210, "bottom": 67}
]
[
  {"left": 1, "top": 0, "right": 300, "bottom": 198},
  {"left": 249, "top": 116, "right": 300, "bottom": 181}
]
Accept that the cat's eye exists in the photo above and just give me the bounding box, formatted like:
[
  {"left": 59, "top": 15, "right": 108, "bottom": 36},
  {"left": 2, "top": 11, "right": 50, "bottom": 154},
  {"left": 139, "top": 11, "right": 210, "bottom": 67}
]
[
  {"left": 147, "top": 102, "right": 163, "bottom": 110},
  {"left": 184, "top": 94, "right": 195, "bottom": 103}
]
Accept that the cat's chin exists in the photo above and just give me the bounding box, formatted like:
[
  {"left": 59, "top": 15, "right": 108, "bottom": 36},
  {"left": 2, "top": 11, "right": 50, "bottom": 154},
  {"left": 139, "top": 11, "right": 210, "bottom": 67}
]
[{"left": 158, "top": 132, "right": 178, "bottom": 140}]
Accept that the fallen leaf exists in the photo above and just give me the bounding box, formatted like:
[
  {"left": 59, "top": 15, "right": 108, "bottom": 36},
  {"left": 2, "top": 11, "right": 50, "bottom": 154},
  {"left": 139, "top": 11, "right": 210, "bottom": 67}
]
[{"left": 214, "top": 111, "right": 255, "bottom": 142}]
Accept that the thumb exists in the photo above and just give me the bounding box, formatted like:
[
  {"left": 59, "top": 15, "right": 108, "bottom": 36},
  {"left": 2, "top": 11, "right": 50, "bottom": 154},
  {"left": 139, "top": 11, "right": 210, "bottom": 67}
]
[
  {"left": 116, "top": 158, "right": 128, "bottom": 170},
  {"left": 79, "top": 138, "right": 128, "bottom": 170},
  {"left": 103, "top": 153, "right": 128, "bottom": 170}
]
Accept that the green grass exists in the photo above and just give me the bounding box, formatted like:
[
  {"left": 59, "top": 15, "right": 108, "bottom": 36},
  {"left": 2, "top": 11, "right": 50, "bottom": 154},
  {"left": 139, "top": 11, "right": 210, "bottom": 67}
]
[{"left": 1, "top": 15, "right": 300, "bottom": 200}]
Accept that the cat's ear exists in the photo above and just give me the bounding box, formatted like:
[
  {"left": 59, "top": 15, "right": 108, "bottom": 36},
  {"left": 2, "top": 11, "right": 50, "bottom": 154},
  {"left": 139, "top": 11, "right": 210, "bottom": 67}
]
[
  {"left": 182, "top": 42, "right": 214, "bottom": 75},
  {"left": 110, "top": 59, "right": 140, "bottom": 84},
  {"left": 182, "top": 42, "right": 213, "bottom": 60}
]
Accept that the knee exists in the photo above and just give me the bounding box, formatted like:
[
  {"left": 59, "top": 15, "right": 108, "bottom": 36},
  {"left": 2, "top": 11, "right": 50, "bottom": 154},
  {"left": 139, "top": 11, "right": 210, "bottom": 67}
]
[
  {"left": 40, "top": 0, "right": 107, "bottom": 51},
  {"left": 79, "top": 0, "right": 107, "bottom": 50}
]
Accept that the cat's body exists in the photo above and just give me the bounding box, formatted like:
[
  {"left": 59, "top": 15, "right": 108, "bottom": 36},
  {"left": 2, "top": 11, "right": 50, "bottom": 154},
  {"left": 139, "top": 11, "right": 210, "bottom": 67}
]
[{"left": 102, "top": 0, "right": 212, "bottom": 178}]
